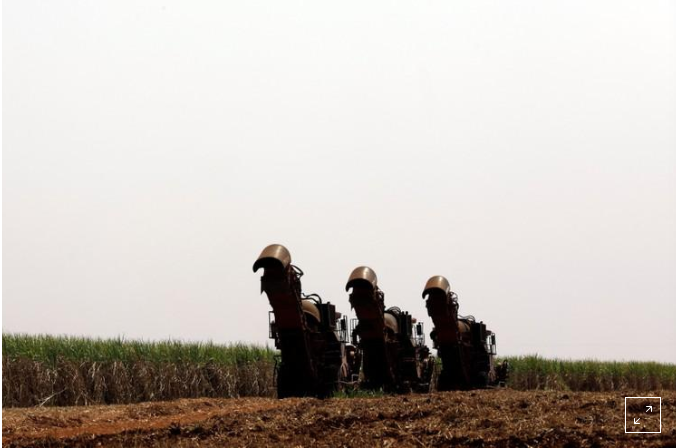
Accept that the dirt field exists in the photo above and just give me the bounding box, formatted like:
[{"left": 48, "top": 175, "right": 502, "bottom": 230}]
[{"left": 3, "top": 390, "right": 674, "bottom": 447}]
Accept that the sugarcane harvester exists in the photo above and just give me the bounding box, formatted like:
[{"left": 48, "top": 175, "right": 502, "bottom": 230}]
[
  {"left": 253, "top": 244, "right": 354, "bottom": 398},
  {"left": 423, "top": 276, "right": 503, "bottom": 390},
  {"left": 347, "top": 266, "right": 433, "bottom": 393}
]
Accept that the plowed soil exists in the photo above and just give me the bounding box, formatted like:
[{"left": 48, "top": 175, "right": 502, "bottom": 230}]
[{"left": 3, "top": 390, "right": 674, "bottom": 447}]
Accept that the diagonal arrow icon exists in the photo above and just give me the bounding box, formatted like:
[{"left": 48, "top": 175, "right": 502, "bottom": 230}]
[
  {"left": 634, "top": 418, "right": 641, "bottom": 424},
  {"left": 646, "top": 406, "right": 653, "bottom": 412}
]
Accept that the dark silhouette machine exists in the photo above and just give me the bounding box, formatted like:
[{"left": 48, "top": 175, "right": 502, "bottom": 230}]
[
  {"left": 423, "top": 275, "right": 505, "bottom": 390},
  {"left": 346, "top": 266, "right": 433, "bottom": 392},
  {"left": 253, "top": 244, "right": 356, "bottom": 398},
  {"left": 254, "top": 244, "right": 505, "bottom": 397}
]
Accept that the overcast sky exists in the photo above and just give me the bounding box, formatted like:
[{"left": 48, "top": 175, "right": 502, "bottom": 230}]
[{"left": 3, "top": 1, "right": 675, "bottom": 363}]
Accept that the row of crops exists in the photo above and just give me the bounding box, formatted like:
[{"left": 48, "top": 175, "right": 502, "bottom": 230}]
[
  {"left": 3, "top": 333, "right": 675, "bottom": 407},
  {"left": 2, "top": 334, "right": 277, "bottom": 407},
  {"left": 505, "top": 355, "right": 676, "bottom": 392},
  {"left": 2, "top": 333, "right": 276, "bottom": 365}
]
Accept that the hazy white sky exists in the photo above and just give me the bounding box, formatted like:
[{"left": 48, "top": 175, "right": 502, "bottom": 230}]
[{"left": 3, "top": 1, "right": 675, "bottom": 362}]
